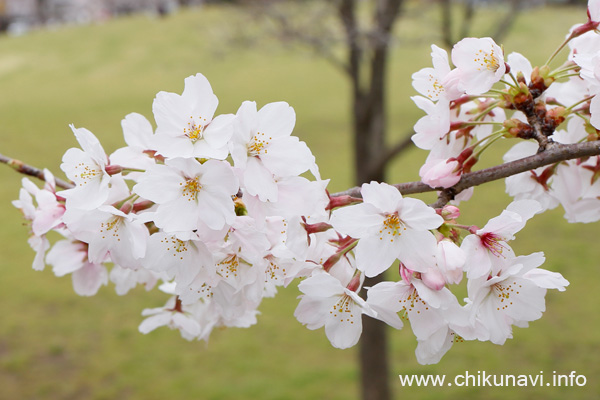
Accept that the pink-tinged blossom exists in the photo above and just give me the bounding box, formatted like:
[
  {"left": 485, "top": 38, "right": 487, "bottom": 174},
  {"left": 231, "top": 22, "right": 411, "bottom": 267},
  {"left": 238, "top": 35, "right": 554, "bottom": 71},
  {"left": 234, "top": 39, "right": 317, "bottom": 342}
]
[
  {"left": 552, "top": 160, "right": 600, "bottom": 223},
  {"left": 231, "top": 101, "right": 318, "bottom": 202},
  {"left": 62, "top": 206, "right": 149, "bottom": 269},
  {"left": 412, "top": 45, "right": 460, "bottom": 101},
  {"left": 572, "top": 51, "right": 600, "bottom": 129},
  {"left": 60, "top": 125, "right": 115, "bottom": 210},
  {"left": 589, "top": 0, "right": 600, "bottom": 22},
  {"left": 133, "top": 158, "right": 238, "bottom": 232},
  {"left": 411, "top": 96, "right": 451, "bottom": 150},
  {"left": 12, "top": 177, "right": 62, "bottom": 271},
  {"left": 152, "top": 73, "right": 234, "bottom": 160},
  {"left": 433, "top": 240, "right": 465, "bottom": 285},
  {"left": 294, "top": 272, "right": 374, "bottom": 349},
  {"left": 243, "top": 176, "right": 330, "bottom": 223},
  {"left": 467, "top": 252, "right": 568, "bottom": 345},
  {"left": 330, "top": 182, "right": 442, "bottom": 277},
  {"left": 139, "top": 296, "right": 203, "bottom": 340},
  {"left": 419, "top": 131, "right": 469, "bottom": 189},
  {"left": 503, "top": 141, "right": 559, "bottom": 211},
  {"left": 461, "top": 200, "right": 542, "bottom": 279},
  {"left": 109, "top": 265, "right": 161, "bottom": 296},
  {"left": 46, "top": 239, "right": 108, "bottom": 296},
  {"left": 366, "top": 277, "right": 460, "bottom": 340},
  {"left": 15, "top": 171, "right": 65, "bottom": 237},
  {"left": 506, "top": 52, "right": 533, "bottom": 85},
  {"left": 109, "top": 112, "right": 157, "bottom": 172},
  {"left": 419, "top": 157, "right": 461, "bottom": 188},
  {"left": 446, "top": 37, "right": 506, "bottom": 95},
  {"left": 142, "top": 231, "right": 215, "bottom": 286}
]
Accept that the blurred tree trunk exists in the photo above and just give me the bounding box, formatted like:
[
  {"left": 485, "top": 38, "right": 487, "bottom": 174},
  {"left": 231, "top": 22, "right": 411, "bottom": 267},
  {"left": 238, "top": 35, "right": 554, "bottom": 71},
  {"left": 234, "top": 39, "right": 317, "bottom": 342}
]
[
  {"left": 439, "top": 0, "right": 523, "bottom": 49},
  {"left": 35, "top": 0, "right": 49, "bottom": 25},
  {"left": 339, "top": 1, "right": 402, "bottom": 400},
  {"left": 249, "top": 1, "right": 405, "bottom": 398},
  {"left": 0, "top": 0, "right": 7, "bottom": 32}
]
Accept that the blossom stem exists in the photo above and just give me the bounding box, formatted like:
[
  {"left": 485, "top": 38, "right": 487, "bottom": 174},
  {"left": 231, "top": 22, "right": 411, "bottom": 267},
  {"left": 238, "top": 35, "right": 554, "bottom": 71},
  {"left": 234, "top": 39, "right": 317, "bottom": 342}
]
[
  {"left": 508, "top": 72, "right": 520, "bottom": 87},
  {"left": 322, "top": 238, "right": 358, "bottom": 272},
  {"left": 554, "top": 73, "right": 583, "bottom": 80},
  {"left": 461, "top": 121, "right": 503, "bottom": 126},
  {"left": 473, "top": 101, "right": 501, "bottom": 122},
  {"left": 122, "top": 167, "right": 147, "bottom": 174},
  {"left": 473, "top": 131, "right": 506, "bottom": 158},
  {"left": 545, "top": 35, "right": 573, "bottom": 66},
  {"left": 565, "top": 95, "right": 594, "bottom": 112},
  {"left": 550, "top": 63, "right": 579, "bottom": 77},
  {"left": 499, "top": 79, "right": 517, "bottom": 89}
]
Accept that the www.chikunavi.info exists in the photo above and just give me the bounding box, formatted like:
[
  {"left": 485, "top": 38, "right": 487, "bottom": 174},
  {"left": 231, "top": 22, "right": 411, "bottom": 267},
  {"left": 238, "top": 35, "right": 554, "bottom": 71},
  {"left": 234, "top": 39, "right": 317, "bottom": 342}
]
[{"left": 398, "top": 371, "right": 587, "bottom": 387}]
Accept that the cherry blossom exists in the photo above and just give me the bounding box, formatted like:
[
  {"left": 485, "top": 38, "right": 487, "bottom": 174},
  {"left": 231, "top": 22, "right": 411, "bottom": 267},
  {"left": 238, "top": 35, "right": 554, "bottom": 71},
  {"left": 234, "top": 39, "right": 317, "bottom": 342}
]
[
  {"left": 231, "top": 101, "right": 318, "bottom": 202},
  {"left": 46, "top": 239, "right": 109, "bottom": 296},
  {"left": 467, "top": 252, "right": 568, "bottom": 345},
  {"left": 295, "top": 272, "right": 373, "bottom": 349},
  {"left": 133, "top": 158, "right": 238, "bottom": 232},
  {"left": 152, "top": 73, "right": 235, "bottom": 160},
  {"left": 446, "top": 37, "right": 506, "bottom": 95},
  {"left": 461, "top": 200, "right": 542, "bottom": 279},
  {"left": 330, "top": 181, "right": 443, "bottom": 277}
]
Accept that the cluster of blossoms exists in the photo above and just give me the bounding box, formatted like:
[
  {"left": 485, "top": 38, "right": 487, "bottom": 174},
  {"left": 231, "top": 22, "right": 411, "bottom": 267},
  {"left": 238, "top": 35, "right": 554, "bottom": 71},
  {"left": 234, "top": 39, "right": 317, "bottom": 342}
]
[
  {"left": 12, "top": 1, "right": 600, "bottom": 365},
  {"left": 411, "top": 1, "right": 600, "bottom": 222}
]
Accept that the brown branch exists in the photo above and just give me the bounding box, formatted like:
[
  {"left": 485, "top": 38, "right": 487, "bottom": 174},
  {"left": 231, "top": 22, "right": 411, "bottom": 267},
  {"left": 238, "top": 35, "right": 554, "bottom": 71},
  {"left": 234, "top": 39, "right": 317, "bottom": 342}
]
[
  {"left": 0, "top": 152, "right": 74, "bottom": 189},
  {"left": 338, "top": 0, "right": 363, "bottom": 88},
  {"left": 331, "top": 140, "right": 600, "bottom": 207}
]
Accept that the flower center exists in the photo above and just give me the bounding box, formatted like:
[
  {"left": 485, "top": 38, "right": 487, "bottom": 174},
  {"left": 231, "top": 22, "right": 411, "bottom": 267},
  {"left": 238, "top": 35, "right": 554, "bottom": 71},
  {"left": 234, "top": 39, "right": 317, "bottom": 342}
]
[
  {"left": 184, "top": 116, "right": 208, "bottom": 143},
  {"left": 100, "top": 216, "right": 121, "bottom": 241},
  {"left": 398, "top": 287, "right": 429, "bottom": 321},
  {"left": 248, "top": 131, "right": 272, "bottom": 157},
  {"left": 379, "top": 213, "right": 406, "bottom": 242},
  {"left": 475, "top": 49, "right": 500, "bottom": 72},
  {"left": 162, "top": 235, "right": 189, "bottom": 260},
  {"left": 217, "top": 254, "right": 240, "bottom": 279},
  {"left": 480, "top": 232, "right": 508, "bottom": 257},
  {"left": 491, "top": 280, "right": 521, "bottom": 311},
  {"left": 180, "top": 177, "right": 202, "bottom": 202},
  {"left": 426, "top": 74, "right": 445, "bottom": 99},
  {"left": 330, "top": 294, "right": 355, "bottom": 324},
  {"left": 74, "top": 162, "right": 101, "bottom": 186}
]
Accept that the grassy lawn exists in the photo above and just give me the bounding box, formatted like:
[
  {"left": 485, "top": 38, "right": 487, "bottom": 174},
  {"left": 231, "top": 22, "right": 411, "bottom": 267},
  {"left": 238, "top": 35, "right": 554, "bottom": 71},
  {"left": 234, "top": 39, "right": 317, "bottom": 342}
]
[{"left": 0, "top": 2, "right": 598, "bottom": 399}]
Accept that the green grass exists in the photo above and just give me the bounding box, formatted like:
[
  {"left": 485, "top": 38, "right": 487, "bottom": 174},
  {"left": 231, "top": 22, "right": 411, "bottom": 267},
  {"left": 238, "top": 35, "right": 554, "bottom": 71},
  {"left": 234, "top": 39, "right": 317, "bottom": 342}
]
[{"left": 0, "top": 2, "right": 598, "bottom": 400}]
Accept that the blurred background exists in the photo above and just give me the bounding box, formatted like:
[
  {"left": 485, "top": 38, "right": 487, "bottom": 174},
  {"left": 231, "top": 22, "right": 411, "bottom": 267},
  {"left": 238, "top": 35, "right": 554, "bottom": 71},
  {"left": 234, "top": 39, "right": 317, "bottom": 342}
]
[{"left": 0, "top": 0, "right": 598, "bottom": 399}]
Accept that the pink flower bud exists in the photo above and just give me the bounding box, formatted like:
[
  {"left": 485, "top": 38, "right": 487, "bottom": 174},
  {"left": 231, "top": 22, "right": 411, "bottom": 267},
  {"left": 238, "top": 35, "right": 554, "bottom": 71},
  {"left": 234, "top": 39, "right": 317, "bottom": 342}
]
[
  {"left": 441, "top": 205, "right": 460, "bottom": 220},
  {"left": 421, "top": 267, "right": 446, "bottom": 291},
  {"left": 105, "top": 164, "right": 124, "bottom": 175},
  {"left": 420, "top": 158, "right": 461, "bottom": 188}
]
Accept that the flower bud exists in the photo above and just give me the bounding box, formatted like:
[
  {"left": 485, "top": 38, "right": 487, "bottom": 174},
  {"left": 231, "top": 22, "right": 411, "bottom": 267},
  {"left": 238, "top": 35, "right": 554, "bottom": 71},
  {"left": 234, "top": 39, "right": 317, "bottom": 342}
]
[
  {"left": 421, "top": 267, "right": 446, "bottom": 291},
  {"left": 105, "top": 164, "right": 124, "bottom": 175},
  {"left": 441, "top": 205, "right": 460, "bottom": 220}
]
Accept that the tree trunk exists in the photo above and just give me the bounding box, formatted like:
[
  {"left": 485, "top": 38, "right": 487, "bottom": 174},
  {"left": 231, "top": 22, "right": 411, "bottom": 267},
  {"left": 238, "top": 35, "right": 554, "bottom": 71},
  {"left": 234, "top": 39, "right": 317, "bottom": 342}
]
[
  {"left": 347, "top": 1, "right": 402, "bottom": 399},
  {"left": 339, "top": 1, "right": 402, "bottom": 398}
]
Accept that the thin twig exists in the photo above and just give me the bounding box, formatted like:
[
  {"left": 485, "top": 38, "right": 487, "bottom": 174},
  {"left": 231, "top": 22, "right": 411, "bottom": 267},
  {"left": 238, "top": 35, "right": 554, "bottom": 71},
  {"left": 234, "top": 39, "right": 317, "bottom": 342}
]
[
  {"left": 332, "top": 140, "right": 600, "bottom": 208},
  {"left": 0, "top": 152, "right": 74, "bottom": 189}
]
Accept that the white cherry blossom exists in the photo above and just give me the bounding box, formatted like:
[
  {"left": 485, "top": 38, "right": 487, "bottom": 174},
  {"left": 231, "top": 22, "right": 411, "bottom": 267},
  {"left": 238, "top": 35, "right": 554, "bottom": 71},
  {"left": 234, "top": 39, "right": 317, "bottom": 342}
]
[
  {"left": 294, "top": 272, "right": 373, "bottom": 349},
  {"left": 133, "top": 158, "right": 238, "bottom": 232},
  {"left": 330, "top": 181, "right": 443, "bottom": 277},
  {"left": 152, "top": 73, "right": 234, "bottom": 160}
]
